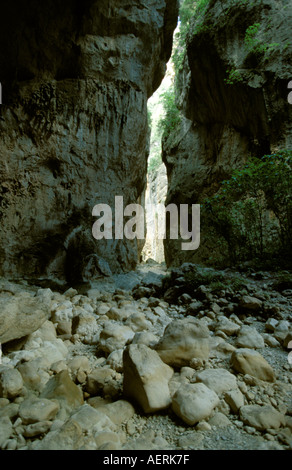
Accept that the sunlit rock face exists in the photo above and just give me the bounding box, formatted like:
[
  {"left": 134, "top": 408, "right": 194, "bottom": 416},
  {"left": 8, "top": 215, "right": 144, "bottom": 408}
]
[
  {"left": 0, "top": 0, "right": 178, "bottom": 282},
  {"left": 142, "top": 163, "right": 168, "bottom": 264},
  {"left": 162, "top": 0, "right": 292, "bottom": 267}
]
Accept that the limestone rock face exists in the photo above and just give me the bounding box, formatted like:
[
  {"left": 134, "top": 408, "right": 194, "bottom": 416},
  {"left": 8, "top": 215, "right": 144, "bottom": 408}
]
[
  {"left": 162, "top": 0, "right": 292, "bottom": 267},
  {"left": 0, "top": 0, "right": 178, "bottom": 281}
]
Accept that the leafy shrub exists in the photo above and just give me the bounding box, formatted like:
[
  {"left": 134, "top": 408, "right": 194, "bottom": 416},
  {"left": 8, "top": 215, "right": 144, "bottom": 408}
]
[
  {"left": 173, "top": 0, "right": 211, "bottom": 75},
  {"left": 183, "top": 269, "right": 225, "bottom": 292},
  {"left": 224, "top": 68, "right": 244, "bottom": 85},
  {"left": 202, "top": 150, "right": 292, "bottom": 268},
  {"left": 244, "top": 22, "right": 281, "bottom": 59},
  {"left": 157, "top": 88, "right": 182, "bottom": 139},
  {"left": 272, "top": 273, "right": 292, "bottom": 292}
]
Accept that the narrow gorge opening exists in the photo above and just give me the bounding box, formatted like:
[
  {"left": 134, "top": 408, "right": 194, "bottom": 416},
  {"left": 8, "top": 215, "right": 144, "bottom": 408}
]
[
  {"left": 142, "top": 30, "right": 179, "bottom": 265},
  {"left": 142, "top": 73, "right": 170, "bottom": 264}
]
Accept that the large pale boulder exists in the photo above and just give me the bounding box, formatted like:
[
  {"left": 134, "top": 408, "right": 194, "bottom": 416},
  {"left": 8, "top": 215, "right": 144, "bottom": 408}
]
[
  {"left": 236, "top": 326, "right": 265, "bottom": 349},
  {"left": 195, "top": 368, "right": 237, "bottom": 395},
  {"left": 19, "top": 398, "right": 60, "bottom": 425},
  {"left": 0, "top": 293, "right": 51, "bottom": 344},
  {"left": 0, "top": 368, "right": 23, "bottom": 399},
  {"left": 215, "top": 317, "right": 241, "bottom": 336},
  {"left": 224, "top": 389, "right": 245, "bottom": 413},
  {"left": 69, "top": 404, "right": 116, "bottom": 434},
  {"left": 172, "top": 383, "right": 220, "bottom": 426},
  {"left": 240, "top": 405, "right": 286, "bottom": 431},
  {"left": 40, "top": 370, "right": 84, "bottom": 411},
  {"left": 32, "top": 420, "right": 84, "bottom": 451},
  {"left": 99, "top": 321, "right": 135, "bottom": 354},
  {"left": 155, "top": 319, "right": 210, "bottom": 367},
  {"left": 96, "top": 400, "right": 135, "bottom": 427},
  {"left": 123, "top": 344, "right": 174, "bottom": 413},
  {"left": 231, "top": 349, "right": 275, "bottom": 382}
]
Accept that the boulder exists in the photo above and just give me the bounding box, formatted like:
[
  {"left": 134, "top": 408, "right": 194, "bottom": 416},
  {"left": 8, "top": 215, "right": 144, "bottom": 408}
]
[
  {"left": 40, "top": 370, "right": 84, "bottom": 411},
  {"left": 0, "top": 368, "right": 23, "bottom": 399},
  {"left": 68, "top": 356, "right": 91, "bottom": 384},
  {"left": 23, "top": 421, "right": 53, "bottom": 438},
  {"left": 239, "top": 296, "right": 263, "bottom": 312},
  {"left": 123, "top": 344, "right": 174, "bottom": 413},
  {"left": 32, "top": 419, "right": 84, "bottom": 451},
  {"left": 155, "top": 319, "right": 210, "bottom": 367},
  {"left": 69, "top": 404, "right": 116, "bottom": 434},
  {"left": 19, "top": 398, "right": 60, "bottom": 424},
  {"left": 99, "top": 322, "right": 135, "bottom": 354},
  {"left": 231, "top": 349, "right": 275, "bottom": 382},
  {"left": 236, "top": 326, "right": 265, "bottom": 349},
  {"left": 215, "top": 317, "right": 241, "bottom": 336},
  {"left": 172, "top": 383, "right": 220, "bottom": 426},
  {"left": 195, "top": 368, "right": 238, "bottom": 395},
  {"left": 85, "top": 368, "right": 118, "bottom": 397},
  {"left": 240, "top": 405, "right": 286, "bottom": 431},
  {"left": 17, "top": 360, "right": 51, "bottom": 393},
  {"left": 0, "top": 293, "right": 50, "bottom": 344},
  {"left": 96, "top": 400, "right": 136, "bottom": 426},
  {"left": 224, "top": 388, "right": 245, "bottom": 413}
]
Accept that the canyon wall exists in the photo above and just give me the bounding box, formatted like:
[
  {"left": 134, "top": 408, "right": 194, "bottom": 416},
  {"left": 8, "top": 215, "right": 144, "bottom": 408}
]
[
  {"left": 162, "top": 0, "right": 292, "bottom": 267},
  {"left": 0, "top": 0, "right": 178, "bottom": 283}
]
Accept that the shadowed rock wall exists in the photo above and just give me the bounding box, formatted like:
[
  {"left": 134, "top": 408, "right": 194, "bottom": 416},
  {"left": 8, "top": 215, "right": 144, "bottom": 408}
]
[
  {"left": 162, "top": 0, "right": 292, "bottom": 267},
  {"left": 0, "top": 0, "right": 178, "bottom": 282}
]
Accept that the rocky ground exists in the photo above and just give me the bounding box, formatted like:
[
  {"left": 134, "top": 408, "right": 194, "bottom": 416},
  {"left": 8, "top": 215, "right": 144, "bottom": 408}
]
[{"left": 0, "top": 261, "right": 291, "bottom": 451}]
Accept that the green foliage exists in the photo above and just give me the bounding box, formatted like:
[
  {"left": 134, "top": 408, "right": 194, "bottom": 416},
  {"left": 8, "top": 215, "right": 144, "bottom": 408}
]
[
  {"left": 173, "top": 0, "right": 211, "bottom": 75},
  {"left": 157, "top": 88, "right": 182, "bottom": 139},
  {"left": 148, "top": 153, "right": 163, "bottom": 175},
  {"left": 272, "top": 273, "right": 292, "bottom": 292},
  {"left": 244, "top": 22, "right": 281, "bottom": 58},
  {"left": 202, "top": 150, "right": 292, "bottom": 268},
  {"left": 209, "top": 276, "right": 248, "bottom": 294},
  {"left": 184, "top": 269, "right": 225, "bottom": 291},
  {"left": 245, "top": 23, "right": 262, "bottom": 51},
  {"left": 182, "top": 268, "right": 247, "bottom": 294},
  {"left": 224, "top": 68, "right": 244, "bottom": 85}
]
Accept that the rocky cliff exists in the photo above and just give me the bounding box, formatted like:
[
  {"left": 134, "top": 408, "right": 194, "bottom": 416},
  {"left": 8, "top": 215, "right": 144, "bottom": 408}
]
[
  {"left": 162, "top": 0, "right": 292, "bottom": 267},
  {"left": 0, "top": 0, "right": 178, "bottom": 283}
]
